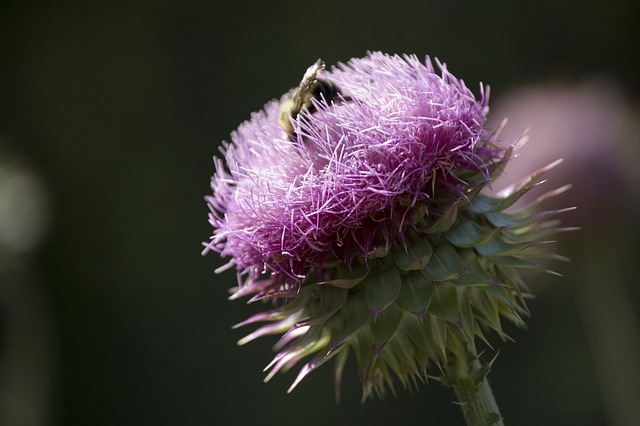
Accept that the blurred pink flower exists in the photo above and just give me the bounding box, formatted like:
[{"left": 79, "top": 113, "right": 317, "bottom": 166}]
[{"left": 488, "top": 78, "right": 639, "bottom": 223}]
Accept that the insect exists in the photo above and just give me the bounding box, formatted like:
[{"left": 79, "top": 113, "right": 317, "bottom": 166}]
[{"left": 278, "top": 59, "right": 346, "bottom": 135}]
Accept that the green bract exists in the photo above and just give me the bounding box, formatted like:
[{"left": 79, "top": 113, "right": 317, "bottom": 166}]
[{"left": 233, "top": 158, "right": 569, "bottom": 400}]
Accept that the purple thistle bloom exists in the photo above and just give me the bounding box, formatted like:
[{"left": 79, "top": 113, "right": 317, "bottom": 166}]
[
  {"left": 205, "top": 52, "right": 503, "bottom": 287},
  {"left": 204, "top": 52, "right": 566, "bottom": 403}
]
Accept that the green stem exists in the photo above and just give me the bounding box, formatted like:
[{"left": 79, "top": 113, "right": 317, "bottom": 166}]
[{"left": 445, "top": 345, "right": 504, "bottom": 426}]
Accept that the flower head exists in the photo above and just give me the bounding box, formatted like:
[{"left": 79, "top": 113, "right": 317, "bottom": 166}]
[
  {"left": 206, "top": 52, "right": 502, "bottom": 283},
  {"left": 204, "top": 52, "right": 567, "bottom": 400}
]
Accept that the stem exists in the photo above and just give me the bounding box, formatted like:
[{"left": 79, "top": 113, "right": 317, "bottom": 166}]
[{"left": 445, "top": 345, "right": 504, "bottom": 426}]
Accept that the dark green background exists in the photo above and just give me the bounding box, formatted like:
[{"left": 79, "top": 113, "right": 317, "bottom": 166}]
[{"left": 1, "top": 0, "right": 639, "bottom": 425}]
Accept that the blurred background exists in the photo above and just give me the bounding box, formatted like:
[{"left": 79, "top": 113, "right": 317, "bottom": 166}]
[{"left": 1, "top": 0, "right": 639, "bottom": 425}]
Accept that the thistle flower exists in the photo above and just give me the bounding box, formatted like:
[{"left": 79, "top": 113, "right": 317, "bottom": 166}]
[{"left": 204, "top": 52, "right": 567, "bottom": 419}]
